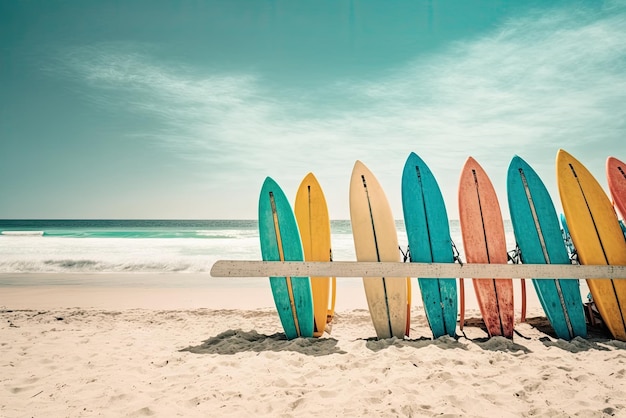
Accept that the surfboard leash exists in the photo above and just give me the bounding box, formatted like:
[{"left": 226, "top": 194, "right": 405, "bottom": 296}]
[{"left": 399, "top": 245, "right": 410, "bottom": 262}]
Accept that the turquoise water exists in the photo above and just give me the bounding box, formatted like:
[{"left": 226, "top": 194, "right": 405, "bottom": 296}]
[{"left": 0, "top": 219, "right": 258, "bottom": 239}]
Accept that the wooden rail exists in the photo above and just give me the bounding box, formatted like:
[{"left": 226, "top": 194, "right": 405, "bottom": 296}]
[{"left": 210, "top": 260, "right": 626, "bottom": 279}]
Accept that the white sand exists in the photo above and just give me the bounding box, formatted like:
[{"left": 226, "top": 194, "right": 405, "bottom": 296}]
[{"left": 1, "top": 282, "right": 624, "bottom": 417}]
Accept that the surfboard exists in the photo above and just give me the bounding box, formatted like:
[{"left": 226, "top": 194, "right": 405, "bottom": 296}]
[
  {"left": 557, "top": 149, "right": 626, "bottom": 341},
  {"left": 507, "top": 155, "right": 587, "bottom": 340},
  {"left": 559, "top": 213, "right": 577, "bottom": 259},
  {"left": 294, "top": 172, "right": 336, "bottom": 338},
  {"left": 458, "top": 157, "right": 514, "bottom": 338},
  {"left": 401, "top": 152, "right": 457, "bottom": 338},
  {"left": 349, "top": 160, "right": 408, "bottom": 339},
  {"left": 607, "top": 156, "right": 626, "bottom": 220},
  {"left": 258, "top": 177, "right": 314, "bottom": 339}
]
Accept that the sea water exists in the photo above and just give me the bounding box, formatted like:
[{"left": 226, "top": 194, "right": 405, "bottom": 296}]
[
  {"left": 3, "top": 219, "right": 585, "bottom": 312},
  {"left": 0, "top": 219, "right": 517, "bottom": 283},
  {"left": 0, "top": 219, "right": 518, "bottom": 273},
  {"left": 0, "top": 220, "right": 259, "bottom": 274}
]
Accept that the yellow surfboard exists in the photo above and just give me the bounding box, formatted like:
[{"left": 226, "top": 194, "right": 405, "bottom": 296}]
[
  {"left": 295, "top": 173, "right": 336, "bottom": 337},
  {"left": 556, "top": 149, "right": 626, "bottom": 341},
  {"left": 349, "top": 160, "right": 408, "bottom": 339}
]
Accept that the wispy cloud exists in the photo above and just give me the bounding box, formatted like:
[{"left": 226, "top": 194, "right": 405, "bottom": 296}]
[
  {"left": 57, "top": 43, "right": 361, "bottom": 186},
  {"left": 61, "top": 43, "right": 267, "bottom": 168},
  {"left": 351, "top": 2, "right": 626, "bottom": 162},
  {"left": 336, "top": 1, "right": 626, "bottom": 214},
  {"left": 55, "top": 2, "right": 626, "bottom": 217}
]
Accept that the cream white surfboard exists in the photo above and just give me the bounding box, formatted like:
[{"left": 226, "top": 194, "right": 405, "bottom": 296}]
[{"left": 349, "top": 160, "right": 408, "bottom": 339}]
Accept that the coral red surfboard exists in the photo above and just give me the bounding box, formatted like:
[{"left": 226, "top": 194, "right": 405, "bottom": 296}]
[
  {"left": 458, "top": 157, "right": 514, "bottom": 338},
  {"left": 607, "top": 156, "right": 626, "bottom": 220}
]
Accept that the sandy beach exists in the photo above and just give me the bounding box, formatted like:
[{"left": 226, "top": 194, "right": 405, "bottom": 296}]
[{"left": 2, "top": 277, "right": 624, "bottom": 418}]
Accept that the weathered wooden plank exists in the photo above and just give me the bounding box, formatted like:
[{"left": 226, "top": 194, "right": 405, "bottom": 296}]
[{"left": 210, "top": 260, "right": 626, "bottom": 279}]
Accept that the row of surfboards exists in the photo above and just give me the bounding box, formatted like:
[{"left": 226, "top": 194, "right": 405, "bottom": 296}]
[{"left": 258, "top": 149, "right": 626, "bottom": 341}]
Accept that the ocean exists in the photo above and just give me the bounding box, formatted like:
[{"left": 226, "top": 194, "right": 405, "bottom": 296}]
[
  {"left": 1, "top": 219, "right": 575, "bottom": 310},
  {"left": 0, "top": 218, "right": 516, "bottom": 276}
]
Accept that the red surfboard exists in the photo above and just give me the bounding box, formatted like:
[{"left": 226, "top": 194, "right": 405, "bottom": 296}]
[
  {"left": 607, "top": 156, "right": 626, "bottom": 220},
  {"left": 458, "top": 157, "right": 514, "bottom": 338}
]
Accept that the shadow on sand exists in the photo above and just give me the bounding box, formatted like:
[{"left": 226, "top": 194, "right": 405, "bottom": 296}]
[
  {"left": 180, "top": 329, "right": 346, "bottom": 356},
  {"left": 525, "top": 315, "right": 626, "bottom": 352},
  {"left": 459, "top": 317, "right": 532, "bottom": 353},
  {"left": 363, "top": 335, "right": 469, "bottom": 352}
]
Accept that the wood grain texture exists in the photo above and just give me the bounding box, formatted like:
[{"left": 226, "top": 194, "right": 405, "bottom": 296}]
[{"left": 211, "top": 260, "right": 626, "bottom": 279}]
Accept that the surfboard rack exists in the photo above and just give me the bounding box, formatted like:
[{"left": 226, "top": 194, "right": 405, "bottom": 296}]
[{"left": 211, "top": 260, "right": 626, "bottom": 279}]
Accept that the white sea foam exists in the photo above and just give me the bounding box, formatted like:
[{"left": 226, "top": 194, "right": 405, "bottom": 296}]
[
  {"left": 1, "top": 231, "right": 44, "bottom": 236},
  {"left": 0, "top": 236, "right": 239, "bottom": 273}
]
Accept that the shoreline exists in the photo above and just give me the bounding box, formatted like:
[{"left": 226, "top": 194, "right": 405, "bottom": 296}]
[{"left": 0, "top": 273, "right": 548, "bottom": 312}]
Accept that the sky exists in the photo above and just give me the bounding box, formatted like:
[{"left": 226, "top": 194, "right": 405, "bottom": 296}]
[{"left": 1, "top": 0, "right": 625, "bottom": 220}]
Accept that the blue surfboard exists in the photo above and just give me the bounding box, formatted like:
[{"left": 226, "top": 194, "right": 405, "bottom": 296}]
[
  {"left": 401, "top": 152, "right": 457, "bottom": 338},
  {"left": 258, "top": 177, "right": 314, "bottom": 339},
  {"left": 507, "top": 156, "right": 586, "bottom": 340},
  {"left": 560, "top": 213, "right": 576, "bottom": 258}
]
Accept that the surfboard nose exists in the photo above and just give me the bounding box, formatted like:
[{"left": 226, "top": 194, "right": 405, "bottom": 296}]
[
  {"left": 556, "top": 148, "right": 573, "bottom": 163},
  {"left": 463, "top": 156, "right": 478, "bottom": 167},
  {"left": 261, "top": 176, "right": 279, "bottom": 191},
  {"left": 352, "top": 160, "right": 366, "bottom": 173}
]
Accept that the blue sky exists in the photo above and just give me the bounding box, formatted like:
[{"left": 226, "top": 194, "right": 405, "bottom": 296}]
[{"left": 1, "top": 0, "right": 625, "bottom": 219}]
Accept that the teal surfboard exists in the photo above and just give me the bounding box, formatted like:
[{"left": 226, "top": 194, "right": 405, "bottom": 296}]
[
  {"left": 401, "top": 152, "right": 457, "bottom": 338},
  {"left": 560, "top": 213, "right": 576, "bottom": 258},
  {"left": 258, "top": 177, "right": 314, "bottom": 339},
  {"left": 507, "top": 156, "right": 586, "bottom": 340}
]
